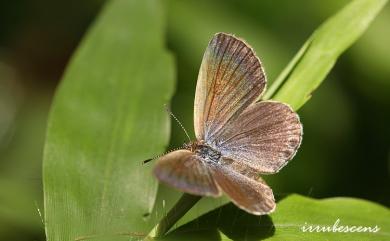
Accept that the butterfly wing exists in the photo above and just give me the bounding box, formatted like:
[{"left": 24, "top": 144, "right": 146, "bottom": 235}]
[
  {"left": 194, "top": 33, "right": 266, "bottom": 141},
  {"left": 211, "top": 160, "right": 275, "bottom": 215},
  {"left": 154, "top": 150, "right": 221, "bottom": 197},
  {"left": 217, "top": 101, "right": 302, "bottom": 174}
]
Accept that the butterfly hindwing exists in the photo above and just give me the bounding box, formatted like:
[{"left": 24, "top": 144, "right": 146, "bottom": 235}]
[
  {"left": 194, "top": 33, "right": 266, "bottom": 142},
  {"left": 217, "top": 101, "right": 302, "bottom": 174},
  {"left": 154, "top": 150, "right": 221, "bottom": 197},
  {"left": 211, "top": 160, "right": 276, "bottom": 215}
]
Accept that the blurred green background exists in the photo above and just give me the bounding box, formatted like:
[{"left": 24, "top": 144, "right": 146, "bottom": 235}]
[{"left": 0, "top": 0, "right": 389, "bottom": 240}]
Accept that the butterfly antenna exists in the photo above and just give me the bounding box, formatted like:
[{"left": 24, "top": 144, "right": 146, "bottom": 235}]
[
  {"left": 142, "top": 146, "right": 183, "bottom": 165},
  {"left": 164, "top": 104, "right": 191, "bottom": 142},
  {"left": 142, "top": 159, "right": 153, "bottom": 164},
  {"left": 142, "top": 105, "right": 191, "bottom": 165}
]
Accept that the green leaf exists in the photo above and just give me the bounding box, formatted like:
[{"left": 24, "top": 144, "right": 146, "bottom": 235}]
[
  {"left": 163, "top": 194, "right": 390, "bottom": 241},
  {"left": 269, "top": 0, "right": 388, "bottom": 110},
  {"left": 42, "top": 0, "right": 175, "bottom": 240}
]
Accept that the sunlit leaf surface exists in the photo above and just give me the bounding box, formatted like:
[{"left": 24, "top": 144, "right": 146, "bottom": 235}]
[
  {"left": 42, "top": 0, "right": 175, "bottom": 240},
  {"left": 164, "top": 194, "right": 390, "bottom": 241}
]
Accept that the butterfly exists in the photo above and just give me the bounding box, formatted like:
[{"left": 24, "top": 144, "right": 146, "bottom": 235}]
[{"left": 153, "top": 33, "right": 302, "bottom": 215}]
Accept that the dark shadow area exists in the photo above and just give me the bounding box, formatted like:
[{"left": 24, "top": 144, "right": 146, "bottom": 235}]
[
  {"left": 274, "top": 193, "right": 289, "bottom": 203},
  {"left": 162, "top": 203, "right": 275, "bottom": 241}
]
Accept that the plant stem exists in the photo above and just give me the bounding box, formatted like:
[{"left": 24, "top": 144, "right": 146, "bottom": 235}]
[{"left": 147, "top": 193, "right": 201, "bottom": 238}]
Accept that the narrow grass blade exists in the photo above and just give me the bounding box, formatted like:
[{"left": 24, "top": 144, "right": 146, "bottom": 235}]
[{"left": 271, "top": 0, "right": 388, "bottom": 110}]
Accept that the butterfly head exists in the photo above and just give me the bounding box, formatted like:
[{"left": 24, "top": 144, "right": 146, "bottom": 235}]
[{"left": 183, "top": 140, "right": 203, "bottom": 152}]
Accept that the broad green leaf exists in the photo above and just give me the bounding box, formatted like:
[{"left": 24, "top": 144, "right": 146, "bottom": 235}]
[
  {"left": 43, "top": 0, "right": 175, "bottom": 240},
  {"left": 270, "top": 0, "right": 388, "bottom": 110},
  {"left": 163, "top": 194, "right": 390, "bottom": 241}
]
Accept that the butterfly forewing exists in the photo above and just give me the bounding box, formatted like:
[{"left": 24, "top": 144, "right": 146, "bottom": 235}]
[
  {"left": 211, "top": 161, "right": 275, "bottom": 215},
  {"left": 194, "top": 33, "right": 266, "bottom": 142},
  {"left": 217, "top": 101, "right": 302, "bottom": 174},
  {"left": 153, "top": 150, "right": 221, "bottom": 197}
]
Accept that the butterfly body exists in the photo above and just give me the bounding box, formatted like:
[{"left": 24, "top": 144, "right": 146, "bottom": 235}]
[
  {"left": 154, "top": 33, "right": 303, "bottom": 215},
  {"left": 192, "top": 142, "right": 222, "bottom": 164}
]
